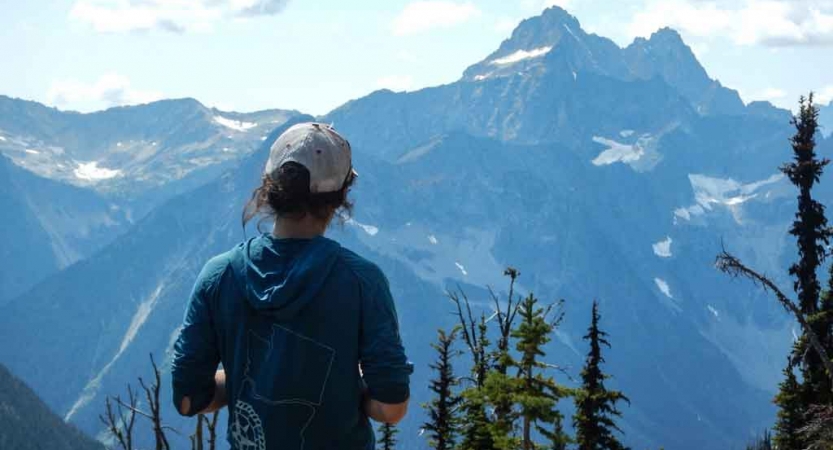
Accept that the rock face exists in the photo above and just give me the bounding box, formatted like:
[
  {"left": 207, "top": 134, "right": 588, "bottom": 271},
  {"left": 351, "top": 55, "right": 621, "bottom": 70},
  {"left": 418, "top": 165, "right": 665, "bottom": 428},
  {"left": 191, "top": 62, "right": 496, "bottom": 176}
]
[
  {"left": 0, "top": 6, "right": 830, "bottom": 450},
  {"left": 0, "top": 364, "right": 103, "bottom": 450}
]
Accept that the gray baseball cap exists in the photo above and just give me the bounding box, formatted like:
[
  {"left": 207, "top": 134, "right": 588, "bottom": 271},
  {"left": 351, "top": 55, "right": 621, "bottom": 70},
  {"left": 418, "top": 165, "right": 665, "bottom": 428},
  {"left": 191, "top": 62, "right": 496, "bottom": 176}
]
[{"left": 264, "top": 122, "right": 356, "bottom": 193}]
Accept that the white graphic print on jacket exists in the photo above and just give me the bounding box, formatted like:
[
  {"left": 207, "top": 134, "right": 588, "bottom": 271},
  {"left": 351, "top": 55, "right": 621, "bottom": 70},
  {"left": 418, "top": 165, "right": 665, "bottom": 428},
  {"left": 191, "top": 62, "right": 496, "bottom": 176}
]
[{"left": 231, "top": 325, "right": 336, "bottom": 450}]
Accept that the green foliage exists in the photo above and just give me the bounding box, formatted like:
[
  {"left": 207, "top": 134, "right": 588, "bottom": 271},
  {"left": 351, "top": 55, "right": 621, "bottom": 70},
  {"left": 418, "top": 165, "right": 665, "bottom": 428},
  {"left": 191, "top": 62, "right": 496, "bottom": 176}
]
[
  {"left": 573, "top": 301, "right": 629, "bottom": 450},
  {"left": 377, "top": 423, "right": 398, "bottom": 450},
  {"left": 511, "top": 294, "right": 570, "bottom": 450},
  {"left": 423, "top": 328, "right": 463, "bottom": 450},
  {"left": 799, "top": 405, "right": 833, "bottom": 450},
  {"left": 774, "top": 362, "right": 804, "bottom": 450},
  {"left": 782, "top": 94, "right": 833, "bottom": 407}
]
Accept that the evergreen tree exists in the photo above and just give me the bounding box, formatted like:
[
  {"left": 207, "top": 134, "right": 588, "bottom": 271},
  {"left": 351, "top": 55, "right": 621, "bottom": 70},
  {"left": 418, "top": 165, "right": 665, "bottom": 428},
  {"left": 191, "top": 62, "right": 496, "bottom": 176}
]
[
  {"left": 377, "top": 423, "right": 398, "bottom": 450},
  {"left": 549, "top": 413, "right": 570, "bottom": 450},
  {"left": 781, "top": 94, "right": 833, "bottom": 406},
  {"left": 423, "top": 329, "right": 463, "bottom": 450},
  {"left": 487, "top": 268, "right": 523, "bottom": 446},
  {"left": 458, "top": 315, "right": 497, "bottom": 450},
  {"left": 774, "top": 361, "right": 804, "bottom": 450},
  {"left": 573, "top": 301, "right": 629, "bottom": 450},
  {"left": 511, "top": 294, "right": 569, "bottom": 450}
]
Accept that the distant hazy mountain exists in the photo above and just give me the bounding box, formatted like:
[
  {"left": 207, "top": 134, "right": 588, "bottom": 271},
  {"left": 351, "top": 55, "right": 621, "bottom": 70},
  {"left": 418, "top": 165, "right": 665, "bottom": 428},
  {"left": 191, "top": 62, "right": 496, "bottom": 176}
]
[
  {"left": 0, "top": 95, "right": 300, "bottom": 199},
  {"left": 0, "top": 154, "right": 130, "bottom": 302},
  {"left": 0, "top": 364, "right": 103, "bottom": 450},
  {"left": 0, "top": 6, "right": 827, "bottom": 450},
  {"left": 0, "top": 97, "right": 301, "bottom": 301}
]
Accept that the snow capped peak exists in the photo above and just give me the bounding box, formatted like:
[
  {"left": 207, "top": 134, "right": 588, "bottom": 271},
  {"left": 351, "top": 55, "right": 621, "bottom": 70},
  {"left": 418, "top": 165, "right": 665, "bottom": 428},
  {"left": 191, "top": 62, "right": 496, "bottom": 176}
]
[
  {"left": 213, "top": 115, "right": 257, "bottom": 132},
  {"left": 490, "top": 46, "right": 553, "bottom": 65}
]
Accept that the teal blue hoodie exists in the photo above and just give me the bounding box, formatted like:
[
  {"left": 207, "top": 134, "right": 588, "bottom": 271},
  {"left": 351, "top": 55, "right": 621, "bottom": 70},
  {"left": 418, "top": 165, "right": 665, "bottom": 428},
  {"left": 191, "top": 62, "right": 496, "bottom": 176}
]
[{"left": 171, "top": 235, "right": 412, "bottom": 449}]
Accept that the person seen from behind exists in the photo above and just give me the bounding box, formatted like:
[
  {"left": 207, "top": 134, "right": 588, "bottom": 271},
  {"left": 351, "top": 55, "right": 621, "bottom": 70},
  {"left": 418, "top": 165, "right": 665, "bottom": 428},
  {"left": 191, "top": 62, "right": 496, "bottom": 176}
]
[{"left": 171, "top": 122, "right": 413, "bottom": 449}]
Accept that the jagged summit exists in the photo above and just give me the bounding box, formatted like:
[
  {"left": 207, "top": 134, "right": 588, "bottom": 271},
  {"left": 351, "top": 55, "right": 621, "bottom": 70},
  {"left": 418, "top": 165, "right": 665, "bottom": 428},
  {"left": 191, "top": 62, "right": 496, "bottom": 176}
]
[{"left": 461, "top": 6, "right": 590, "bottom": 81}]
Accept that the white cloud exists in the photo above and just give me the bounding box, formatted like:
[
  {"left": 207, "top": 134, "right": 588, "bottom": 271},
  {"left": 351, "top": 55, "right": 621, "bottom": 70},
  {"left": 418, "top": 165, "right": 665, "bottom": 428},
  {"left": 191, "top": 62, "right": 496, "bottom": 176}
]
[
  {"left": 392, "top": 1, "right": 481, "bottom": 36},
  {"left": 817, "top": 85, "right": 833, "bottom": 104},
  {"left": 522, "top": 0, "right": 571, "bottom": 11},
  {"left": 542, "top": 0, "right": 572, "bottom": 8},
  {"left": 395, "top": 50, "right": 420, "bottom": 63},
  {"left": 746, "top": 87, "right": 788, "bottom": 103},
  {"left": 494, "top": 16, "right": 520, "bottom": 33},
  {"left": 376, "top": 75, "right": 415, "bottom": 92},
  {"left": 69, "top": 0, "right": 290, "bottom": 33},
  {"left": 48, "top": 73, "right": 162, "bottom": 111},
  {"left": 627, "top": 0, "right": 833, "bottom": 47}
]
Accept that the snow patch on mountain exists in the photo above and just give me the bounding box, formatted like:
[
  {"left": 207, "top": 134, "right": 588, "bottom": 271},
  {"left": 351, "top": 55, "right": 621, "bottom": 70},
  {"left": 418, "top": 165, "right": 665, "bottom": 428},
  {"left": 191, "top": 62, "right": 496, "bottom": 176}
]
[
  {"left": 653, "top": 237, "right": 673, "bottom": 258},
  {"left": 213, "top": 115, "right": 257, "bottom": 131},
  {"left": 591, "top": 134, "right": 661, "bottom": 171},
  {"left": 347, "top": 218, "right": 379, "bottom": 236},
  {"left": 25, "top": 149, "right": 40, "bottom": 155},
  {"left": 674, "top": 174, "right": 784, "bottom": 224},
  {"left": 707, "top": 305, "right": 720, "bottom": 318},
  {"left": 490, "top": 46, "right": 552, "bottom": 65},
  {"left": 655, "top": 277, "right": 673, "bottom": 298},
  {"left": 455, "top": 262, "right": 468, "bottom": 276},
  {"left": 0, "top": 136, "right": 6, "bottom": 141},
  {"left": 73, "top": 161, "right": 122, "bottom": 181}
]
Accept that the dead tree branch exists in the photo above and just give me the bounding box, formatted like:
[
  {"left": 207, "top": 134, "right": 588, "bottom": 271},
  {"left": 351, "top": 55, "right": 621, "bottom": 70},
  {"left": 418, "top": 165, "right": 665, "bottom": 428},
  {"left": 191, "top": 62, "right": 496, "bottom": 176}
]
[{"left": 716, "top": 250, "right": 833, "bottom": 385}]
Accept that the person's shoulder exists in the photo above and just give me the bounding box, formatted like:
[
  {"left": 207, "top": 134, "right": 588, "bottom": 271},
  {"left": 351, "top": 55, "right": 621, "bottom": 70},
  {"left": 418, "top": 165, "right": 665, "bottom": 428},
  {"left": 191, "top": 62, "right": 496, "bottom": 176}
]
[
  {"left": 194, "top": 243, "right": 243, "bottom": 293},
  {"left": 334, "top": 245, "right": 388, "bottom": 287}
]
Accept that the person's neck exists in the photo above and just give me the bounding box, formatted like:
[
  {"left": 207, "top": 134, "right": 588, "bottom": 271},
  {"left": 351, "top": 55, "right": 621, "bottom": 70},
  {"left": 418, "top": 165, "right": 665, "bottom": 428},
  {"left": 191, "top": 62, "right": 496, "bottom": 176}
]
[{"left": 272, "top": 216, "right": 329, "bottom": 239}]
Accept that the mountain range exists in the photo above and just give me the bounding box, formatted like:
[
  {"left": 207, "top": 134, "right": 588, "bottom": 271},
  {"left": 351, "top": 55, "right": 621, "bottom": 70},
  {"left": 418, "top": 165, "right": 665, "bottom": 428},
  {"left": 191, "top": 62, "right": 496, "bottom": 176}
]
[{"left": 1, "top": 6, "right": 830, "bottom": 450}]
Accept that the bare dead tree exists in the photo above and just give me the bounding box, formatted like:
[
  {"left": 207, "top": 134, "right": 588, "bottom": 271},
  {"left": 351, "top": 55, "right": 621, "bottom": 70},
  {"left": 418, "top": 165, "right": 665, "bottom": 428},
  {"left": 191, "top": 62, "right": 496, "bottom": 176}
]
[
  {"left": 139, "top": 354, "right": 171, "bottom": 450},
  {"left": 449, "top": 287, "right": 488, "bottom": 387},
  {"left": 190, "top": 415, "right": 205, "bottom": 450},
  {"left": 206, "top": 412, "right": 219, "bottom": 450},
  {"left": 99, "top": 385, "right": 138, "bottom": 450},
  {"left": 716, "top": 250, "right": 833, "bottom": 386},
  {"left": 190, "top": 420, "right": 203, "bottom": 450},
  {"left": 493, "top": 266, "right": 522, "bottom": 375}
]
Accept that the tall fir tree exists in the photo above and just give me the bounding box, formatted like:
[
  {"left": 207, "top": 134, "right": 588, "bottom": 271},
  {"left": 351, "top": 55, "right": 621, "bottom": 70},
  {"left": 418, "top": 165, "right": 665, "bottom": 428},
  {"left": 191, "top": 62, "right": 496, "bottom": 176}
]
[
  {"left": 781, "top": 93, "right": 833, "bottom": 407},
  {"left": 573, "top": 301, "right": 629, "bottom": 450},
  {"left": 423, "top": 329, "right": 463, "bottom": 450},
  {"left": 774, "top": 361, "right": 804, "bottom": 450},
  {"left": 377, "top": 423, "right": 398, "bottom": 450},
  {"left": 511, "top": 294, "right": 570, "bottom": 450}
]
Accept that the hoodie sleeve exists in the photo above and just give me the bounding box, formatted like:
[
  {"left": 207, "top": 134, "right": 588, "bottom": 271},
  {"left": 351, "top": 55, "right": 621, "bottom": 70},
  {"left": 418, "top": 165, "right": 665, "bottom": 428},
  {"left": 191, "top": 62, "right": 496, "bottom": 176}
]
[
  {"left": 359, "top": 266, "right": 413, "bottom": 404},
  {"left": 170, "top": 256, "right": 226, "bottom": 416}
]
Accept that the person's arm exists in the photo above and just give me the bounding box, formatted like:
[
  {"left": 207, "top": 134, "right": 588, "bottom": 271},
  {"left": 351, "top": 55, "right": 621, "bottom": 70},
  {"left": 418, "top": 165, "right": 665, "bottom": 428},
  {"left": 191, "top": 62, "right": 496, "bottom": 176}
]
[
  {"left": 171, "top": 258, "right": 225, "bottom": 417},
  {"left": 179, "top": 370, "right": 227, "bottom": 415},
  {"left": 363, "top": 393, "right": 409, "bottom": 424},
  {"left": 358, "top": 268, "right": 413, "bottom": 424}
]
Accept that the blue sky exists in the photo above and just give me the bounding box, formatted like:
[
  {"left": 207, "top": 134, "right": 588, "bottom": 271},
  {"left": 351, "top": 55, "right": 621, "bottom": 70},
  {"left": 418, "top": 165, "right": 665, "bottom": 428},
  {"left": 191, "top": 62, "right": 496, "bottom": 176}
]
[{"left": 1, "top": 0, "right": 832, "bottom": 115}]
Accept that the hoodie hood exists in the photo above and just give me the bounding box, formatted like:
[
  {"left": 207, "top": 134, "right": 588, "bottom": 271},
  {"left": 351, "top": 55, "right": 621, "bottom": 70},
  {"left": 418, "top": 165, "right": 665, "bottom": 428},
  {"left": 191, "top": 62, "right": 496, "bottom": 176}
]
[{"left": 239, "top": 234, "right": 341, "bottom": 319}]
